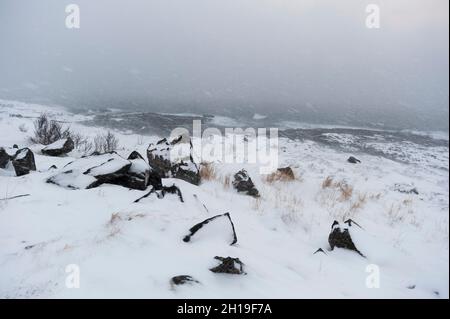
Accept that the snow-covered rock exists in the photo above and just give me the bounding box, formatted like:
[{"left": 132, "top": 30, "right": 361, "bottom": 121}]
[
  {"left": 232, "top": 169, "right": 260, "bottom": 197},
  {"left": 147, "top": 136, "right": 200, "bottom": 185},
  {"left": 41, "top": 137, "right": 74, "bottom": 157}
]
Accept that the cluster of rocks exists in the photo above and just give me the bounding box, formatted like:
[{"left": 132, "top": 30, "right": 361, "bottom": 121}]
[
  {"left": 47, "top": 151, "right": 158, "bottom": 191},
  {"left": 147, "top": 136, "right": 200, "bottom": 185},
  {"left": 0, "top": 146, "right": 36, "bottom": 176}
]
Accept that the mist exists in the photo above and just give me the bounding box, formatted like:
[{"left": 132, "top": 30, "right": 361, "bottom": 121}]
[{"left": 0, "top": 0, "right": 448, "bottom": 130}]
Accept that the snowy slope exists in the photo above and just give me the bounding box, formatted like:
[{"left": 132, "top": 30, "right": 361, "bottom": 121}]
[{"left": 0, "top": 99, "right": 448, "bottom": 298}]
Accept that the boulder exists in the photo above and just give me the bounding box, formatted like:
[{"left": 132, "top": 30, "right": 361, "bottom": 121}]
[
  {"left": 11, "top": 148, "right": 36, "bottom": 176},
  {"left": 232, "top": 169, "right": 260, "bottom": 197},
  {"left": 0, "top": 147, "right": 9, "bottom": 168},
  {"left": 328, "top": 220, "right": 364, "bottom": 257},
  {"left": 170, "top": 275, "right": 200, "bottom": 286},
  {"left": 347, "top": 156, "right": 361, "bottom": 164},
  {"left": 41, "top": 137, "right": 74, "bottom": 156},
  {"left": 106, "top": 151, "right": 152, "bottom": 191},
  {"left": 183, "top": 212, "right": 238, "bottom": 245},
  {"left": 46, "top": 152, "right": 152, "bottom": 190},
  {"left": 147, "top": 136, "right": 200, "bottom": 185},
  {"left": 209, "top": 256, "right": 245, "bottom": 275}
]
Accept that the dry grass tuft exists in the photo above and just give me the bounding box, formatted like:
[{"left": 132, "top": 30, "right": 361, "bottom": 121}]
[
  {"left": 199, "top": 162, "right": 217, "bottom": 181},
  {"left": 265, "top": 167, "right": 296, "bottom": 183},
  {"left": 322, "top": 176, "right": 334, "bottom": 189}
]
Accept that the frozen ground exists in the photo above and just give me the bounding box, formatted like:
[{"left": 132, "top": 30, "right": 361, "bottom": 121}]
[{"left": 0, "top": 99, "right": 448, "bottom": 298}]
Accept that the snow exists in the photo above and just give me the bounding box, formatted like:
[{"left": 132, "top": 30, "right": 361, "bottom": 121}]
[
  {"left": 42, "top": 139, "right": 68, "bottom": 151},
  {"left": 0, "top": 99, "right": 448, "bottom": 299}
]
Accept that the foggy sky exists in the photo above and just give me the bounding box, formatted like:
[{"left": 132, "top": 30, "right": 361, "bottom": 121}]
[{"left": 0, "top": 0, "right": 448, "bottom": 130}]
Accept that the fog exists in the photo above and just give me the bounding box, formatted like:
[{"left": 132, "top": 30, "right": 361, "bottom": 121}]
[{"left": 0, "top": 0, "right": 448, "bottom": 130}]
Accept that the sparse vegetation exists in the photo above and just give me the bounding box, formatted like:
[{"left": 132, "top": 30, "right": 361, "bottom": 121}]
[
  {"left": 199, "top": 162, "right": 217, "bottom": 181},
  {"left": 94, "top": 131, "right": 119, "bottom": 153},
  {"left": 30, "top": 114, "right": 71, "bottom": 145}
]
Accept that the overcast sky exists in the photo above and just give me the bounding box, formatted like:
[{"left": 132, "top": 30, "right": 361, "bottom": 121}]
[{"left": 0, "top": 0, "right": 448, "bottom": 130}]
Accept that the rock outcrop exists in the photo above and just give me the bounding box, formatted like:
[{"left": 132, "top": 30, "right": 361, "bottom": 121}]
[
  {"left": 147, "top": 135, "right": 200, "bottom": 185},
  {"left": 0, "top": 147, "right": 36, "bottom": 176},
  {"left": 328, "top": 220, "right": 364, "bottom": 257},
  {"left": 183, "top": 212, "right": 238, "bottom": 245},
  {"left": 232, "top": 169, "right": 259, "bottom": 197},
  {"left": 209, "top": 256, "right": 245, "bottom": 275},
  {"left": 47, "top": 151, "right": 158, "bottom": 190},
  {"left": 41, "top": 137, "right": 74, "bottom": 156}
]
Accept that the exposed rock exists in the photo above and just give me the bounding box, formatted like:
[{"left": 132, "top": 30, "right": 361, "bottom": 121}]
[
  {"left": 313, "top": 248, "right": 327, "bottom": 255},
  {"left": 106, "top": 151, "right": 152, "bottom": 191},
  {"left": 328, "top": 220, "right": 364, "bottom": 257},
  {"left": 147, "top": 135, "right": 200, "bottom": 185},
  {"left": 48, "top": 165, "right": 58, "bottom": 170},
  {"left": 183, "top": 212, "right": 237, "bottom": 245},
  {"left": 41, "top": 137, "right": 74, "bottom": 156},
  {"left": 347, "top": 156, "right": 361, "bottom": 164},
  {"left": 170, "top": 275, "right": 200, "bottom": 286},
  {"left": 0, "top": 147, "right": 9, "bottom": 168},
  {"left": 393, "top": 183, "right": 419, "bottom": 195},
  {"left": 209, "top": 256, "right": 245, "bottom": 275},
  {"left": 11, "top": 148, "right": 36, "bottom": 176},
  {"left": 266, "top": 167, "right": 295, "bottom": 182},
  {"left": 134, "top": 184, "right": 184, "bottom": 203},
  {"left": 232, "top": 169, "right": 260, "bottom": 197},
  {"left": 12, "top": 144, "right": 18, "bottom": 149}
]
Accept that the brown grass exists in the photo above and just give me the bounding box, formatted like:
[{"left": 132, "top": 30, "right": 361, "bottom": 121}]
[
  {"left": 199, "top": 162, "right": 217, "bottom": 181},
  {"left": 265, "top": 168, "right": 296, "bottom": 183},
  {"left": 322, "top": 176, "right": 334, "bottom": 189}
]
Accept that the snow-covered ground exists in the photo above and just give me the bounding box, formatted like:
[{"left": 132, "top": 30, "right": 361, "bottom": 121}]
[{"left": 0, "top": 99, "right": 448, "bottom": 298}]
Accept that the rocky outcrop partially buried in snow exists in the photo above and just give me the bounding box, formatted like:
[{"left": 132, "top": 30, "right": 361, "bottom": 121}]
[
  {"left": 147, "top": 135, "right": 200, "bottom": 185},
  {"left": 209, "top": 256, "right": 245, "bottom": 275},
  {"left": 47, "top": 151, "right": 157, "bottom": 190},
  {"left": 232, "top": 169, "right": 260, "bottom": 197},
  {"left": 41, "top": 137, "right": 74, "bottom": 156},
  {"left": 0, "top": 147, "right": 36, "bottom": 176},
  {"left": 328, "top": 220, "right": 365, "bottom": 257},
  {"left": 183, "top": 212, "right": 238, "bottom": 245}
]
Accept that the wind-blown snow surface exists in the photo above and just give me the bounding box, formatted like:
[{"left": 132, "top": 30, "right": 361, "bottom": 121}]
[{"left": 0, "top": 100, "right": 448, "bottom": 299}]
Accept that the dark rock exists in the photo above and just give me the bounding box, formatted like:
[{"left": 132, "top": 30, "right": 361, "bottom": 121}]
[
  {"left": 107, "top": 151, "right": 152, "bottom": 190},
  {"left": 328, "top": 220, "right": 364, "bottom": 257},
  {"left": 347, "top": 156, "right": 361, "bottom": 164},
  {"left": 41, "top": 137, "right": 75, "bottom": 156},
  {"left": 0, "top": 147, "right": 9, "bottom": 168},
  {"left": 232, "top": 169, "right": 260, "bottom": 197},
  {"left": 209, "top": 256, "right": 245, "bottom": 275},
  {"left": 170, "top": 275, "right": 200, "bottom": 286},
  {"left": 183, "top": 212, "right": 238, "bottom": 245},
  {"left": 12, "top": 144, "right": 18, "bottom": 149},
  {"left": 147, "top": 135, "right": 200, "bottom": 185},
  {"left": 11, "top": 148, "right": 36, "bottom": 176},
  {"left": 48, "top": 165, "right": 58, "bottom": 170},
  {"left": 393, "top": 183, "right": 419, "bottom": 195},
  {"left": 134, "top": 184, "right": 184, "bottom": 203}
]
